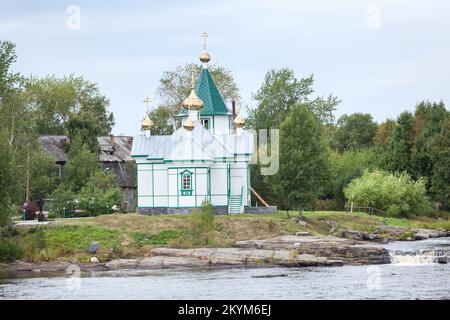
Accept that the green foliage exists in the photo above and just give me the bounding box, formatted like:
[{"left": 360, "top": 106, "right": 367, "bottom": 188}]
[
  {"left": 131, "top": 229, "right": 188, "bottom": 246},
  {"left": 22, "top": 225, "right": 122, "bottom": 261},
  {"left": 0, "top": 237, "right": 24, "bottom": 262},
  {"left": 331, "top": 113, "right": 378, "bottom": 153},
  {"left": 63, "top": 140, "right": 101, "bottom": 193},
  {"left": 147, "top": 105, "right": 177, "bottom": 135},
  {"left": 428, "top": 117, "right": 450, "bottom": 209},
  {"left": 30, "top": 148, "right": 59, "bottom": 200},
  {"left": 247, "top": 68, "right": 340, "bottom": 130},
  {"left": 269, "top": 105, "right": 330, "bottom": 209},
  {"left": 381, "top": 111, "right": 415, "bottom": 173},
  {"left": 78, "top": 172, "right": 123, "bottom": 215},
  {"left": 25, "top": 75, "right": 114, "bottom": 139},
  {"left": 344, "top": 169, "right": 432, "bottom": 217},
  {"left": 327, "top": 149, "right": 377, "bottom": 207},
  {"left": 189, "top": 201, "right": 215, "bottom": 246},
  {"left": 0, "top": 130, "right": 14, "bottom": 226}
]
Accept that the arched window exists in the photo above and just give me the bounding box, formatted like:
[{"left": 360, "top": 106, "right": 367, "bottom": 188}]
[{"left": 180, "top": 170, "right": 193, "bottom": 195}]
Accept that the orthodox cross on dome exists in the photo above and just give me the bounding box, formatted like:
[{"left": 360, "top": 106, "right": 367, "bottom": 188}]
[
  {"left": 199, "top": 32, "right": 211, "bottom": 64},
  {"left": 190, "top": 65, "right": 197, "bottom": 88},
  {"left": 143, "top": 96, "right": 152, "bottom": 113},
  {"left": 202, "top": 32, "right": 208, "bottom": 50}
]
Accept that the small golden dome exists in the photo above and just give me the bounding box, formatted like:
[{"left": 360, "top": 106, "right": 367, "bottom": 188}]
[
  {"left": 233, "top": 115, "right": 245, "bottom": 128},
  {"left": 182, "top": 89, "right": 203, "bottom": 110},
  {"left": 183, "top": 116, "right": 195, "bottom": 131},
  {"left": 199, "top": 51, "right": 210, "bottom": 63},
  {"left": 141, "top": 115, "right": 153, "bottom": 131}
]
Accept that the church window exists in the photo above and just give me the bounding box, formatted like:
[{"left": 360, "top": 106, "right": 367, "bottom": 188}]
[
  {"left": 200, "top": 118, "right": 210, "bottom": 129},
  {"left": 180, "top": 170, "right": 193, "bottom": 195}
]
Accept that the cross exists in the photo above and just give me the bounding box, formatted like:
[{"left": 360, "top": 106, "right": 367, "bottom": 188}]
[
  {"left": 143, "top": 96, "right": 151, "bottom": 112},
  {"left": 201, "top": 32, "right": 208, "bottom": 51},
  {"left": 236, "top": 96, "right": 241, "bottom": 114},
  {"left": 190, "top": 65, "right": 197, "bottom": 88}
]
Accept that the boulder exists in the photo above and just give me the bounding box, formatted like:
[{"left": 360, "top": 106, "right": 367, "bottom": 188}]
[
  {"left": 90, "top": 257, "right": 99, "bottom": 263},
  {"left": 87, "top": 241, "right": 101, "bottom": 254}
]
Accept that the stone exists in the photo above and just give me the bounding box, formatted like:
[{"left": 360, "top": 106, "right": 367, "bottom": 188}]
[
  {"left": 298, "top": 220, "right": 309, "bottom": 227},
  {"left": 295, "top": 232, "right": 310, "bottom": 236},
  {"left": 87, "top": 241, "right": 101, "bottom": 254},
  {"left": 342, "top": 230, "right": 363, "bottom": 241},
  {"left": 90, "top": 257, "right": 99, "bottom": 263}
]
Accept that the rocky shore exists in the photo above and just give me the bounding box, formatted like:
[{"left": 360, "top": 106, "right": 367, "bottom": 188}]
[{"left": 2, "top": 227, "right": 448, "bottom": 278}]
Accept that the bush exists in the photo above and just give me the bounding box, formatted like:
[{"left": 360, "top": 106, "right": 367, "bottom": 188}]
[
  {"left": 0, "top": 237, "right": 24, "bottom": 262},
  {"left": 189, "top": 201, "right": 215, "bottom": 246},
  {"left": 344, "top": 169, "right": 433, "bottom": 218},
  {"left": 78, "top": 172, "right": 122, "bottom": 215}
]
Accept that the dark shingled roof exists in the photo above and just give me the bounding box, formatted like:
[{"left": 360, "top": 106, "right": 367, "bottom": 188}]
[{"left": 39, "top": 135, "right": 134, "bottom": 163}]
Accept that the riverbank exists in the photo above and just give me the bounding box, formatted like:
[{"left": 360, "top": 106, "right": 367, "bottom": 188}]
[{"left": 1, "top": 211, "right": 449, "bottom": 278}]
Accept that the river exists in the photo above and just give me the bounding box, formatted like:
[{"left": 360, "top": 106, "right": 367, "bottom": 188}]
[{"left": 1, "top": 237, "right": 449, "bottom": 300}]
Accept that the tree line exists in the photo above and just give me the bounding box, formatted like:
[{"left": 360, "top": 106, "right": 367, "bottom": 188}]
[{"left": 247, "top": 69, "right": 449, "bottom": 216}]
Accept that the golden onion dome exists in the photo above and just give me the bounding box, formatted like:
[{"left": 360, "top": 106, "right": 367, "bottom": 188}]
[
  {"left": 199, "top": 51, "right": 210, "bottom": 63},
  {"left": 183, "top": 116, "right": 195, "bottom": 131},
  {"left": 233, "top": 114, "right": 245, "bottom": 128},
  {"left": 141, "top": 114, "right": 153, "bottom": 131},
  {"left": 182, "top": 89, "right": 203, "bottom": 110}
]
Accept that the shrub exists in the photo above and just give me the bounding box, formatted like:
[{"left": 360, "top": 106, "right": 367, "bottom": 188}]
[
  {"left": 78, "top": 172, "right": 122, "bottom": 215},
  {"left": 344, "top": 169, "right": 433, "bottom": 217},
  {"left": 0, "top": 238, "right": 24, "bottom": 262},
  {"left": 189, "top": 201, "right": 215, "bottom": 246}
]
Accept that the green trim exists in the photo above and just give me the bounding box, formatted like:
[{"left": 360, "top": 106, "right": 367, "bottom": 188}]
[{"left": 152, "top": 164, "right": 155, "bottom": 206}]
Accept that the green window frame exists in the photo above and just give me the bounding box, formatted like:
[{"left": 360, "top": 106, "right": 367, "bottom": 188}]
[{"left": 180, "top": 170, "right": 193, "bottom": 196}]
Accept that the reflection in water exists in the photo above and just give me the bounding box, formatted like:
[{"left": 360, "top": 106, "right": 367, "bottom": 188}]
[{"left": 0, "top": 238, "right": 449, "bottom": 300}]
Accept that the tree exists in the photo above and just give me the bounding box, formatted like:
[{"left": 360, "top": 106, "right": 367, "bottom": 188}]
[
  {"left": 331, "top": 113, "right": 378, "bottom": 153},
  {"left": 382, "top": 111, "right": 415, "bottom": 173},
  {"left": 30, "top": 148, "right": 59, "bottom": 201},
  {"left": 268, "top": 105, "right": 330, "bottom": 209},
  {"left": 147, "top": 105, "right": 178, "bottom": 135},
  {"left": 0, "top": 130, "right": 14, "bottom": 226},
  {"left": 410, "top": 101, "right": 449, "bottom": 181},
  {"left": 326, "top": 148, "right": 377, "bottom": 207},
  {"left": 25, "top": 75, "right": 114, "bottom": 149},
  {"left": 428, "top": 117, "right": 450, "bottom": 210},
  {"left": 373, "top": 119, "right": 396, "bottom": 150},
  {"left": 247, "top": 69, "right": 339, "bottom": 130},
  {"left": 63, "top": 138, "right": 101, "bottom": 193},
  {"left": 344, "top": 169, "right": 432, "bottom": 217}
]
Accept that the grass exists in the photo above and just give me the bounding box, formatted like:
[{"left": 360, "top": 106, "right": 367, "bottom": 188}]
[{"left": 3, "top": 210, "right": 449, "bottom": 263}]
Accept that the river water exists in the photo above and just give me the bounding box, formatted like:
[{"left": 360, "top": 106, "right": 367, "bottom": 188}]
[{"left": 1, "top": 238, "right": 449, "bottom": 300}]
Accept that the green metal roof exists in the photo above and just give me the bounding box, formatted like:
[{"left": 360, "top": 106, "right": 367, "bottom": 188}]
[{"left": 180, "top": 68, "right": 229, "bottom": 116}]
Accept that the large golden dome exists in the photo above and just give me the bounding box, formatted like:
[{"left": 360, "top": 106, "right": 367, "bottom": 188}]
[
  {"left": 141, "top": 114, "right": 153, "bottom": 131},
  {"left": 233, "top": 114, "right": 245, "bottom": 128},
  {"left": 183, "top": 116, "right": 195, "bottom": 131},
  {"left": 182, "top": 88, "right": 203, "bottom": 110}
]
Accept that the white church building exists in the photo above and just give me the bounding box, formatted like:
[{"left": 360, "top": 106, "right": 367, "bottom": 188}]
[{"left": 131, "top": 38, "right": 266, "bottom": 214}]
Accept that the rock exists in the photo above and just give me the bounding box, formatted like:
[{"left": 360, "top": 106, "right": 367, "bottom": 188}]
[
  {"left": 342, "top": 230, "right": 363, "bottom": 241},
  {"left": 298, "top": 220, "right": 309, "bottom": 227},
  {"left": 87, "top": 241, "right": 101, "bottom": 254},
  {"left": 368, "top": 233, "right": 384, "bottom": 242},
  {"left": 295, "top": 232, "right": 310, "bottom": 236},
  {"left": 414, "top": 232, "right": 430, "bottom": 241},
  {"left": 322, "top": 220, "right": 337, "bottom": 233},
  {"left": 105, "top": 259, "right": 139, "bottom": 269},
  {"left": 90, "top": 257, "right": 99, "bottom": 263}
]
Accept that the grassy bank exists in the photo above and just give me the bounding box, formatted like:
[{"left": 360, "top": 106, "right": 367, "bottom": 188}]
[{"left": 2, "top": 211, "right": 449, "bottom": 263}]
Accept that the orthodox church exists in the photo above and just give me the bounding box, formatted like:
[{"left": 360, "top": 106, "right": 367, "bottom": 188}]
[{"left": 131, "top": 35, "right": 256, "bottom": 214}]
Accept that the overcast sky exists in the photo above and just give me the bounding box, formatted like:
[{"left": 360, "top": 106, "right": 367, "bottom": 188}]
[{"left": 1, "top": 0, "right": 449, "bottom": 135}]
